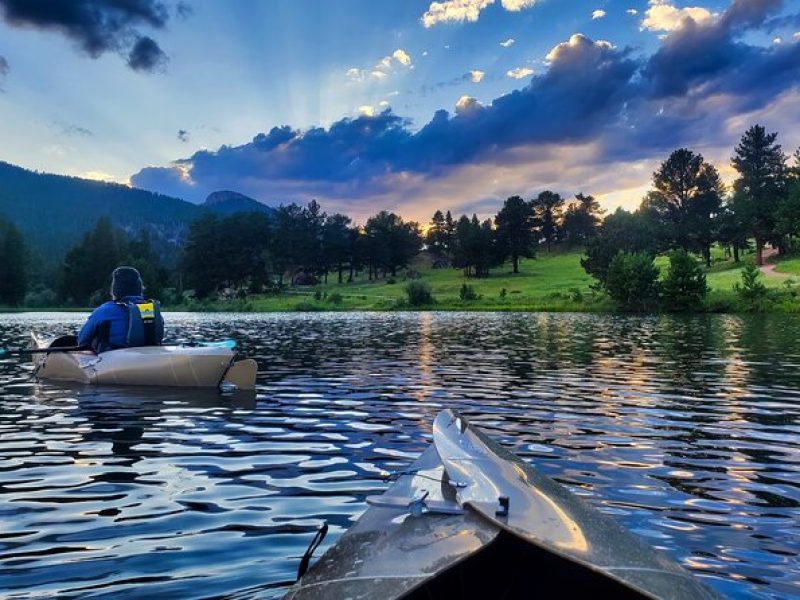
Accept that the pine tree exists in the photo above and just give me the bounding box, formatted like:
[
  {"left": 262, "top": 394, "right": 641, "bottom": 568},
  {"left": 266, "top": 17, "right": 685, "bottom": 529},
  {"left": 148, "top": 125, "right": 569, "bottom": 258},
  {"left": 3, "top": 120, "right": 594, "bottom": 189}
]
[
  {"left": 731, "top": 125, "right": 788, "bottom": 264},
  {"left": 0, "top": 215, "right": 28, "bottom": 305},
  {"left": 495, "top": 196, "right": 536, "bottom": 273}
]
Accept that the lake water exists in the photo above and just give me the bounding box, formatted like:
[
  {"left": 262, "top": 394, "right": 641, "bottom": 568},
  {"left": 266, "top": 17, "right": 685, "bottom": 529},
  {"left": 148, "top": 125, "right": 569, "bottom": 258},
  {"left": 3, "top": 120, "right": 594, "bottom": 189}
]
[{"left": 0, "top": 312, "right": 798, "bottom": 599}]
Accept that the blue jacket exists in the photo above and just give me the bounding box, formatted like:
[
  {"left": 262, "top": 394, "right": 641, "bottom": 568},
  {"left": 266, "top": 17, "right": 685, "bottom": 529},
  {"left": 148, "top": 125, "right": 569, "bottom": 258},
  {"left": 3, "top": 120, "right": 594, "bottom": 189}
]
[{"left": 78, "top": 295, "right": 163, "bottom": 352}]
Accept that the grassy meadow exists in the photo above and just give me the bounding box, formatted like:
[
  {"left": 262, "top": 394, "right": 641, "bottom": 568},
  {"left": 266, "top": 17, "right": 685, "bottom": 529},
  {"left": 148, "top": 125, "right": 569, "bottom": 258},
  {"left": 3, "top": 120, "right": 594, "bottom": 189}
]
[{"left": 176, "top": 248, "right": 800, "bottom": 313}]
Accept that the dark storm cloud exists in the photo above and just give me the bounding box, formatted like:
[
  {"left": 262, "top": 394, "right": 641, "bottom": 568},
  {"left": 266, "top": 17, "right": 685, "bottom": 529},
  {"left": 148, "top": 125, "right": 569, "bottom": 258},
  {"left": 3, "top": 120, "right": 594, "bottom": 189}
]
[
  {"left": 132, "top": 35, "right": 638, "bottom": 198},
  {"left": 127, "top": 35, "right": 166, "bottom": 71},
  {"left": 0, "top": 0, "right": 174, "bottom": 72},
  {"left": 177, "top": 129, "right": 189, "bottom": 142},
  {"left": 644, "top": 0, "right": 796, "bottom": 99},
  {"left": 131, "top": 0, "right": 800, "bottom": 204}
]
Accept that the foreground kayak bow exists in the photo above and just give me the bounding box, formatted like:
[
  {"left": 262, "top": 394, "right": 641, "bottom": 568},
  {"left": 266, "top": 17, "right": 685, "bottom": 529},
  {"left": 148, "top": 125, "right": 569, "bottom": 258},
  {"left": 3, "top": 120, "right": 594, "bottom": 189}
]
[{"left": 286, "top": 409, "right": 721, "bottom": 600}]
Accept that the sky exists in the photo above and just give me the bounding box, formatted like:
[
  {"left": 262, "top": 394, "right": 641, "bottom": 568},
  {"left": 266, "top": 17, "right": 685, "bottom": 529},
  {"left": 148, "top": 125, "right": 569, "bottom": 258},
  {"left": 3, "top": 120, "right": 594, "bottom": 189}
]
[{"left": 0, "top": 0, "right": 799, "bottom": 223}]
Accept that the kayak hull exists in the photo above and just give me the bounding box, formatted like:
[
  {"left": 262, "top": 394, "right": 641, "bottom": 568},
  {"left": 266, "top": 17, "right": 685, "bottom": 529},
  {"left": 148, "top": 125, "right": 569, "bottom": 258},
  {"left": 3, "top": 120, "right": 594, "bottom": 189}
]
[
  {"left": 32, "top": 334, "right": 256, "bottom": 389},
  {"left": 286, "top": 409, "right": 721, "bottom": 600}
]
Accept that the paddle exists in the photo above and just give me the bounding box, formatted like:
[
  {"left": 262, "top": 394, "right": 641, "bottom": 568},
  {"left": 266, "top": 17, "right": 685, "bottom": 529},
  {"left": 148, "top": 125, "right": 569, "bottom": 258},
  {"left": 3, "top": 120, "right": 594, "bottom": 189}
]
[
  {"left": 0, "top": 339, "right": 236, "bottom": 357},
  {"left": 162, "top": 339, "right": 237, "bottom": 349},
  {"left": 0, "top": 345, "right": 91, "bottom": 357}
]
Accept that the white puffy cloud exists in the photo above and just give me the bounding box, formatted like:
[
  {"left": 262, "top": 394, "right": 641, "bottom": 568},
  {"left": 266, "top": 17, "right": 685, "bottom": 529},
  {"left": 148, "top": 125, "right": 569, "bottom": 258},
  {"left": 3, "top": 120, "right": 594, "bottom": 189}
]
[
  {"left": 506, "top": 66, "right": 534, "bottom": 78},
  {"left": 379, "top": 100, "right": 390, "bottom": 107},
  {"left": 500, "top": 38, "right": 515, "bottom": 47},
  {"left": 371, "top": 70, "right": 388, "bottom": 80},
  {"left": 421, "top": 0, "right": 537, "bottom": 27},
  {"left": 641, "top": 0, "right": 713, "bottom": 32},
  {"left": 773, "top": 36, "right": 783, "bottom": 44},
  {"left": 421, "top": 0, "right": 494, "bottom": 27},
  {"left": 500, "top": 0, "right": 537, "bottom": 11},
  {"left": 346, "top": 68, "right": 362, "bottom": 80},
  {"left": 795, "top": 32, "right": 800, "bottom": 41},
  {"left": 393, "top": 48, "right": 412, "bottom": 66},
  {"left": 358, "top": 105, "right": 376, "bottom": 117},
  {"left": 627, "top": 8, "right": 638, "bottom": 15},
  {"left": 455, "top": 95, "right": 483, "bottom": 115},
  {"left": 469, "top": 69, "right": 485, "bottom": 82},
  {"left": 592, "top": 9, "right": 606, "bottom": 19},
  {"left": 545, "top": 33, "right": 613, "bottom": 62}
]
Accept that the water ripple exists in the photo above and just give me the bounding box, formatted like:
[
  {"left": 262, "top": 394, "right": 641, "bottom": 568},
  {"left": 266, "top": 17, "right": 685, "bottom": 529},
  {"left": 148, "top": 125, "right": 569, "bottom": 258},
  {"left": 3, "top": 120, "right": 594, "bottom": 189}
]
[{"left": 0, "top": 312, "right": 798, "bottom": 598}]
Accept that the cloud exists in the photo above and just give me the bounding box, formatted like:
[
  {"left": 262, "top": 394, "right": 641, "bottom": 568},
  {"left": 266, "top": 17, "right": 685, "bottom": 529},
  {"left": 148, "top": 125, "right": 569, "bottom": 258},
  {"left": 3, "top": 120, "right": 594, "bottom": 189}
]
[
  {"left": 546, "top": 33, "right": 614, "bottom": 62},
  {"left": 127, "top": 35, "right": 167, "bottom": 71},
  {"left": 132, "top": 32, "right": 638, "bottom": 205},
  {"left": 506, "top": 66, "right": 534, "bottom": 78},
  {"left": 348, "top": 48, "right": 413, "bottom": 81},
  {"left": 421, "top": 0, "right": 537, "bottom": 27},
  {"left": 421, "top": 0, "right": 494, "bottom": 27},
  {"left": 468, "top": 69, "right": 485, "bottom": 82},
  {"left": 0, "top": 55, "right": 7, "bottom": 89},
  {"left": 592, "top": 9, "right": 606, "bottom": 19},
  {"left": 52, "top": 121, "right": 93, "bottom": 137},
  {"left": 392, "top": 48, "right": 412, "bottom": 66},
  {"left": 500, "top": 38, "right": 516, "bottom": 47},
  {"left": 358, "top": 105, "right": 376, "bottom": 117},
  {"left": 501, "top": 0, "right": 537, "bottom": 11},
  {"left": 130, "top": 17, "right": 800, "bottom": 222},
  {"left": 0, "top": 0, "right": 175, "bottom": 72},
  {"left": 454, "top": 95, "right": 484, "bottom": 115},
  {"left": 643, "top": 0, "right": 799, "bottom": 99},
  {"left": 627, "top": 8, "right": 639, "bottom": 15},
  {"left": 177, "top": 129, "right": 189, "bottom": 142},
  {"left": 641, "top": 0, "right": 714, "bottom": 32},
  {"left": 795, "top": 31, "right": 800, "bottom": 40}
]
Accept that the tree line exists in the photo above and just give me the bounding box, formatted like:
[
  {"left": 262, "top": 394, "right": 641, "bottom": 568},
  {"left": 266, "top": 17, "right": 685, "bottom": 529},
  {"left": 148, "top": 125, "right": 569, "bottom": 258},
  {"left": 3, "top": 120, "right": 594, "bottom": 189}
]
[
  {"left": 583, "top": 124, "right": 800, "bottom": 310},
  {"left": 0, "top": 122, "right": 797, "bottom": 312}
]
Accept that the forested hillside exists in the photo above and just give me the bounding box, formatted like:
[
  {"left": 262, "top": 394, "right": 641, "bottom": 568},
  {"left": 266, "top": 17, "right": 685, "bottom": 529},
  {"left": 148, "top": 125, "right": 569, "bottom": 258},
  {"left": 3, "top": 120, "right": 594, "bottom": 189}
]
[{"left": 0, "top": 161, "right": 272, "bottom": 270}]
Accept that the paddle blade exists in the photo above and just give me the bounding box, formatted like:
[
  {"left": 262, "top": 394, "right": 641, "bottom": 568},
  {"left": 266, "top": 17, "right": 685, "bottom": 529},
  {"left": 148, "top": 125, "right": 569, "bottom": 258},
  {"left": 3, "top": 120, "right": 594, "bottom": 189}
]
[{"left": 199, "top": 339, "right": 237, "bottom": 349}]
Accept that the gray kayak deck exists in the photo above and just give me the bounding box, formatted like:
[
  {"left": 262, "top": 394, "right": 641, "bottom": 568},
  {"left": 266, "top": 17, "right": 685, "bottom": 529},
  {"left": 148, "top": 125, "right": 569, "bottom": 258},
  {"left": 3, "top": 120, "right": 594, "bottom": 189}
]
[{"left": 285, "top": 409, "right": 722, "bottom": 600}]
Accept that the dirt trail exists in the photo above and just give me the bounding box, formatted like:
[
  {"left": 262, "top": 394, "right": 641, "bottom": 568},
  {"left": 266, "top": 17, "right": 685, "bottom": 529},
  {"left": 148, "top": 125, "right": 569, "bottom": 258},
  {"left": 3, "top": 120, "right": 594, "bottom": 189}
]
[{"left": 760, "top": 247, "right": 782, "bottom": 278}]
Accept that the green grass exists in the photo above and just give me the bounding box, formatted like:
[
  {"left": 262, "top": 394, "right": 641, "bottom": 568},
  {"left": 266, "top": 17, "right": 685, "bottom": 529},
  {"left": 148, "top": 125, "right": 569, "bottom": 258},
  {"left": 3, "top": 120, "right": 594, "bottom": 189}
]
[
  {"left": 206, "top": 248, "right": 800, "bottom": 313},
  {"left": 11, "top": 247, "right": 800, "bottom": 314}
]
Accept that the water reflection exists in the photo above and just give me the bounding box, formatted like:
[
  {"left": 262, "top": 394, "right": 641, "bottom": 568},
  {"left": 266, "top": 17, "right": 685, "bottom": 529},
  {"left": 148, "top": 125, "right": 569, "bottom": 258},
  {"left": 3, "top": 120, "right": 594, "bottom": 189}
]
[{"left": 0, "top": 311, "right": 798, "bottom": 598}]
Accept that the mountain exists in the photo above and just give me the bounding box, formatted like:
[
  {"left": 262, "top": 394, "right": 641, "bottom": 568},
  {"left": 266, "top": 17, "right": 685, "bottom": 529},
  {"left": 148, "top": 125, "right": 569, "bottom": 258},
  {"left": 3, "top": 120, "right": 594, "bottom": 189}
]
[
  {"left": 0, "top": 161, "right": 201, "bottom": 269},
  {"left": 203, "top": 190, "right": 275, "bottom": 216},
  {"left": 0, "top": 161, "right": 274, "bottom": 270}
]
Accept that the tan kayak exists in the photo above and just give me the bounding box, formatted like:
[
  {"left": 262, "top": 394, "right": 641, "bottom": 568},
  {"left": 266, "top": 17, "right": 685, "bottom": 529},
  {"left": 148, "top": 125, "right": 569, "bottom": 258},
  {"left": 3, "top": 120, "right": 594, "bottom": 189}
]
[{"left": 31, "top": 333, "right": 257, "bottom": 390}]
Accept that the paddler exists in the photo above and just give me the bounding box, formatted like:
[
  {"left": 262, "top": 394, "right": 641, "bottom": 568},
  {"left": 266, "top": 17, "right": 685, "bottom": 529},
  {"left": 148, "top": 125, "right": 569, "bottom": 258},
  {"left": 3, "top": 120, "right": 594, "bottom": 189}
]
[{"left": 77, "top": 266, "right": 164, "bottom": 352}]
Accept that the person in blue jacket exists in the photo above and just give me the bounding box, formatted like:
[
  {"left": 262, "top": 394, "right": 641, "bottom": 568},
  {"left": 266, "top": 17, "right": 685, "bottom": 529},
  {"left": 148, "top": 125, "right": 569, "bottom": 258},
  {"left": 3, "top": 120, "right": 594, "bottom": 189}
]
[{"left": 78, "top": 267, "right": 164, "bottom": 353}]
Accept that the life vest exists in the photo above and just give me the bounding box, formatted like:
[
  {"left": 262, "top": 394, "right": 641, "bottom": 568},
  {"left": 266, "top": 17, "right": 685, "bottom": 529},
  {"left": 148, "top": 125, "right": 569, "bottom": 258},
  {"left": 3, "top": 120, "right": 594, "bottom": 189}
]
[{"left": 122, "top": 299, "right": 164, "bottom": 347}]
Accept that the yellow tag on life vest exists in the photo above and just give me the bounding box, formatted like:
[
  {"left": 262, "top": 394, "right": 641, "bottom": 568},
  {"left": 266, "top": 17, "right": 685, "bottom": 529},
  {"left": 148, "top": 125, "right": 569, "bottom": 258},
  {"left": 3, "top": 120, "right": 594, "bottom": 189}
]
[{"left": 136, "top": 302, "right": 155, "bottom": 321}]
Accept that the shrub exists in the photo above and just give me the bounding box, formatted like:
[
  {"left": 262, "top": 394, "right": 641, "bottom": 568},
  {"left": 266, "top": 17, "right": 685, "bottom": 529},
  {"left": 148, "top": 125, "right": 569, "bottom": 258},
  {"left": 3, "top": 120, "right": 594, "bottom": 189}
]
[
  {"left": 405, "top": 281, "right": 435, "bottom": 306},
  {"left": 604, "top": 251, "right": 660, "bottom": 312},
  {"left": 734, "top": 261, "right": 768, "bottom": 311},
  {"left": 23, "top": 285, "right": 57, "bottom": 308},
  {"left": 294, "top": 301, "right": 322, "bottom": 312},
  {"left": 313, "top": 290, "right": 323, "bottom": 301},
  {"left": 568, "top": 287, "right": 583, "bottom": 303},
  {"left": 386, "top": 277, "right": 397, "bottom": 285},
  {"left": 499, "top": 287, "right": 507, "bottom": 300},
  {"left": 662, "top": 250, "right": 708, "bottom": 312},
  {"left": 328, "top": 292, "right": 343, "bottom": 305},
  {"left": 459, "top": 283, "right": 479, "bottom": 301}
]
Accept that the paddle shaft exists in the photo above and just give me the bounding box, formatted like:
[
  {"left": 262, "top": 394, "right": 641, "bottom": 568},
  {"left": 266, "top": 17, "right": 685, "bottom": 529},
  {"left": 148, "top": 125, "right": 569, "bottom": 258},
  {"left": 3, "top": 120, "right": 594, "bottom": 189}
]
[
  {"left": 0, "top": 345, "right": 92, "bottom": 356},
  {"left": 1, "top": 339, "right": 235, "bottom": 357}
]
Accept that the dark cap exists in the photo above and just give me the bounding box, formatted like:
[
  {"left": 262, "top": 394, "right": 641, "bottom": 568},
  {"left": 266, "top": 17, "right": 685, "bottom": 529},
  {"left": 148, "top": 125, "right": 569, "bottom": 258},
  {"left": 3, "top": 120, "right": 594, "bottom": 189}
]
[{"left": 111, "top": 266, "right": 144, "bottom": 300}]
